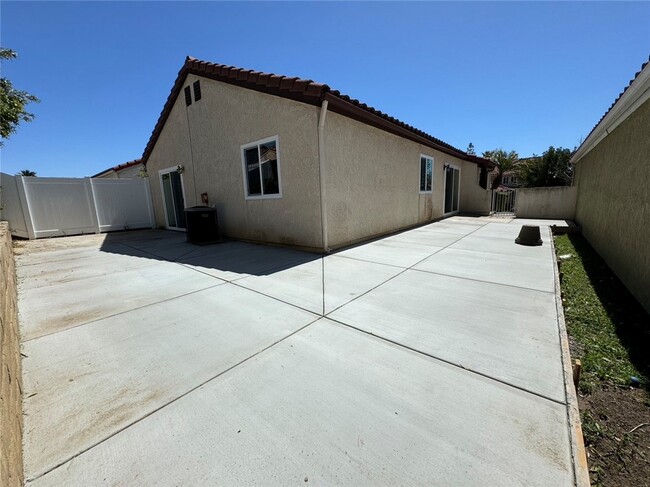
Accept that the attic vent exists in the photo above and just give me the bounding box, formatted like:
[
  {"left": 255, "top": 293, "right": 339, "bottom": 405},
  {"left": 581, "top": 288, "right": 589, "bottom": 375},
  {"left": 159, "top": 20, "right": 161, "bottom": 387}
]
[
  {"left": 193, "top": 80, "right": 202, "bottom": 101},
  {"left": 184, "top": 86, "right": 192, "bottom": 106}
]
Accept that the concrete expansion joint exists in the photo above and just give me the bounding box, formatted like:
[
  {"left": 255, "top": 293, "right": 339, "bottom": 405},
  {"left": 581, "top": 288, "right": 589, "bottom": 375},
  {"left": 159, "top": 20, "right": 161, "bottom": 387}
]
[
  {"left": 23, "top": 282, "right": 225, "bottom": 343},
  {"left": 326, "top": 315, "right": 568, "bottom": 407},
  {"left": 408, "top": 266, "right": 556, "bottom": 295},
  {"left": 26, "top": 315, "right": 323, "bottom": 483}
]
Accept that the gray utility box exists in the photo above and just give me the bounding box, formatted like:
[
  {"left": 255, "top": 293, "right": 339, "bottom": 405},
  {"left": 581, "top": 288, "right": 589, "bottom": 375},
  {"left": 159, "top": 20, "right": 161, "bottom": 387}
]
[{"left": 184, "top": 206, "right": 219, "bottom": 245}]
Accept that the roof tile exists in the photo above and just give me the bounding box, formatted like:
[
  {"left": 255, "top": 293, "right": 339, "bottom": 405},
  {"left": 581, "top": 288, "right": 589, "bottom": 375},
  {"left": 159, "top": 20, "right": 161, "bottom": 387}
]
[
  {"left": 140, "top": 56, "right": 493, "bottom": 168},
  {"left": 578, "top": 56, "right": 650, "bottom": 151}
]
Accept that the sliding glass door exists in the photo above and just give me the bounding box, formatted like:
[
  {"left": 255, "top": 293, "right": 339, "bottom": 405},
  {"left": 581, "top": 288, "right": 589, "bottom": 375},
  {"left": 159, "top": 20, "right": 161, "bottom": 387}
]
[
  {"left": 160, "top": 168, "right": 186, "bottom": 230},
  {"left": 444, "top": 165, "right": 460, "bottom": 215}
]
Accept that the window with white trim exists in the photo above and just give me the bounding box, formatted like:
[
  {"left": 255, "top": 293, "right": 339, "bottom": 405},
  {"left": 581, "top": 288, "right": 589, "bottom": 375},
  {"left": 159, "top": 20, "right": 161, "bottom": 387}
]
[
  {"left": 419, "top": 155, "right": 433, "bottom": 193},
  {"left": 241, "top": 136, "right": 281, "bottom": 199}
]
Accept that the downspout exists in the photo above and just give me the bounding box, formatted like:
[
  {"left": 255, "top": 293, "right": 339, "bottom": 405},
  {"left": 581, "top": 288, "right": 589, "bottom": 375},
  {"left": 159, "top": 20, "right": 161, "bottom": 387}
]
[{"left": 318, "top": 99, "right": 329, "bottom": 252}]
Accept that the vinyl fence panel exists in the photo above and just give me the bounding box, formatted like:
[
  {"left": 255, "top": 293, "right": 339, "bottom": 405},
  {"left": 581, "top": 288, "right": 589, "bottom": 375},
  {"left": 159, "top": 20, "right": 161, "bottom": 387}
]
[
  {"left": 0, "top": 173, "right": 154, "bottom": 239},
  {"left": 21, "top": 177, "right": 98, "bottom": 238},
  {"left": 90, "top": 178, "right": 154, "bottom": 232}
]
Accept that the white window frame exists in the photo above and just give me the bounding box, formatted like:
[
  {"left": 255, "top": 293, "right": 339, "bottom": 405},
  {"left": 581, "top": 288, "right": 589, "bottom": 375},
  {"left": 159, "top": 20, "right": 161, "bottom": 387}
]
[
  {"left": 240, "top": 135, "right": 283, "bottom": 200},
  {"left": 419, "top": 154, "right": 434, "bottom": 194}
]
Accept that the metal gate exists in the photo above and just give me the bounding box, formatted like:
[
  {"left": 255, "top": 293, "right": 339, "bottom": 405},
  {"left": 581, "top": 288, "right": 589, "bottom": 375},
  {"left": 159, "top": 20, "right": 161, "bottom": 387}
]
[{"left": 491, "top": 188, "right": 516, "bottom": 217}]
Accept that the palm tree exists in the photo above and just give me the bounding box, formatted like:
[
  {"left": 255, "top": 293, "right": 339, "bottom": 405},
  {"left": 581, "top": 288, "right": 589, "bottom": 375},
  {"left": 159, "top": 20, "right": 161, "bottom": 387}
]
[
  {"left": 482, "top": 149, "right": 519, "bottom": 189},
  {"left": 17, "top": 169, "right": 36, "bottom": 176}
]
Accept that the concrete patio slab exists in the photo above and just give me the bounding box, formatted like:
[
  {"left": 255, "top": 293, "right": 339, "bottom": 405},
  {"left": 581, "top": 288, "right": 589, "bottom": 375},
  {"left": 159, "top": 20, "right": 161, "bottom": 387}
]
[
  {"left": 21, "top": 284, "right": 317, "bottom": 480},
  {"left": 473, "top": 222, "right": 536, "bottom": 240},
  {"left": 111, "top": 237, "right": 205, "bottom": 261},
  {"left": 328, "top": 270, "right": 565, "bottom": 402},
  {"left": 16, "top": 218, "right": 581, "bottom": 486},
  {"left": 512, "top": 218, "right": 571, "bottom": 228},
  {"left": 443, "top": 215, "right": 494, "bottom": 225},
  {"left": 473, "top": 221, "right": 564, "bottom": 241},
  {"left": 30, "top": 320, "right": 573, "bottom": 487},
  {"left": 413, "top": 247, "right": 556, "bottom": 293},
  {"left": 18, "top": 259, "right": 222, "bottom": 340},
  {"left": 383, "top": 229, "right": 462, "bottom": 248},
  {"left": 236, "top": 255, "right": 403, "bottom": 314},
  {"left": 414, "top": 220, "right": 484, "bottom": 235},
  {"left": 13, "top": 243, "right": 113, "bottom": 267},
  {"left": 178, "top": 241, "right": 317, "bottom": 281},
  {"left": 16, "top": 248, "right": 157, "bottom": 290},
  {"left": 335, "top": 239, "right": 444, "bottom": 268},
  {"left": 449, "top": 233, "right": 553, "bottom": 260}
]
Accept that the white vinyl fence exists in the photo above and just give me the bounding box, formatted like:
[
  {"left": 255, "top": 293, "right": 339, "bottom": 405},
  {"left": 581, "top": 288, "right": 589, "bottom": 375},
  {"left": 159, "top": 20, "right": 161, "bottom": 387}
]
[{"left": 0, "top": 173, "right": 154, "bottom": 239}]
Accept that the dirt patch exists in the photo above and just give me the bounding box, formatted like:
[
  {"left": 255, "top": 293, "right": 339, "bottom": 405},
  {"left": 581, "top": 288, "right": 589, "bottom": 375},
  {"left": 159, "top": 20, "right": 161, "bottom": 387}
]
[
  {"left": 12, "top": 233, "right": 106, "bottom": 255},
  {"left": 579, "top": 385, "right": 650, "bottom": 487}
]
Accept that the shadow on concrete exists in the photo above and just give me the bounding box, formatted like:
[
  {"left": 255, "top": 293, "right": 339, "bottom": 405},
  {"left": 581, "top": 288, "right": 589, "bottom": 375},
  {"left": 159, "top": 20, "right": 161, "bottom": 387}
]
[
  {"left": 99, "top": 229, "right": 320, "bottom": 278},
  {"left": 567, "top": 233, "right": 650, "bottom": 386}
]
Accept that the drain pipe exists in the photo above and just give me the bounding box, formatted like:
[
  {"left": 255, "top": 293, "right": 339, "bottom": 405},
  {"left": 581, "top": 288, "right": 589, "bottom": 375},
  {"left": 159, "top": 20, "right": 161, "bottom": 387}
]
[{"left": 318, "top": 99, "right": 329, "bottom": 252}]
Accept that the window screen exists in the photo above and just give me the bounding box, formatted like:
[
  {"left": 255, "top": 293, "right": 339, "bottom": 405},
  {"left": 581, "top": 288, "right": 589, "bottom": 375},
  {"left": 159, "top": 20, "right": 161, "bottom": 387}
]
[{"left": 420, "top": 156, "right": 433, "bottom": 192}]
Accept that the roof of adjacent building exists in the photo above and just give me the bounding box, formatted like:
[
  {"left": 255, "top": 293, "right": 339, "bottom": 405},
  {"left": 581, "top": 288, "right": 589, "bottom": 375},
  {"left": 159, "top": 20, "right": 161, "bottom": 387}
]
[
  {"left": 141, "top": 56, "right": 494, "bottom": 168},
  {"left": 92, "top": 158, "right": 143, "bottom": 178},
  {"left": 572, "top": 55, "right": 650, "bottom": 163}
]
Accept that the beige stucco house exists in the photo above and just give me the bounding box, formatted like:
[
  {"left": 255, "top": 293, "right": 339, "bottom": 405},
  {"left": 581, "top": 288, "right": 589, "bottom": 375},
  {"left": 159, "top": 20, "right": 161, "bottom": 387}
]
[
  {"left": 141, "top": 56, "right": 494, "bottom": 252},
  {"left": 571, "top": 56, "right": 650, "bottom": 313}
]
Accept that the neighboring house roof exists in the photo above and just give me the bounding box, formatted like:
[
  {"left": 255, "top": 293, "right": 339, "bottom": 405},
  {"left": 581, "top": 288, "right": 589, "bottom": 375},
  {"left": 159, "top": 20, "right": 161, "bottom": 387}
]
[
  {"left": 92, "top": 158, "right": 143, "bottom": 178},
  {"left": 141, "top": 56, "right": 494, "bottom": 169},
  {"left": 572, "top": 55, "right": 650, "bottom": 164}
]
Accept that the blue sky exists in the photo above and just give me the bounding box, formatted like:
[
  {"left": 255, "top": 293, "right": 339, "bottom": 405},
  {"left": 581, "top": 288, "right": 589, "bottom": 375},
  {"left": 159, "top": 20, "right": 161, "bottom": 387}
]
[{"left": 1, "top": 1, "right": 649, "bottom": 177}]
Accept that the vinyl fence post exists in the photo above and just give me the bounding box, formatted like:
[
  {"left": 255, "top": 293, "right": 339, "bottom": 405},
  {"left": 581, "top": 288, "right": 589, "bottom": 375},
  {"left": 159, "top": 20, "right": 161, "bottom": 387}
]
[
  {"left": 143, "top": 177, "right": 155, "bottom": 229},
  {"left": 15, "top": 176, "right": 36, "bottom": 240},
  {"left": 85, "top": 178, "right": 101, "bottom": 234}
]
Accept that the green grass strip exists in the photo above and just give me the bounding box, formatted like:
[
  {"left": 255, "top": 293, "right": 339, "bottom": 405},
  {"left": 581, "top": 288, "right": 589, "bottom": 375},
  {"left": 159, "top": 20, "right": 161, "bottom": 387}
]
[{"left": 555, "top": 234, "right": 649, "bottom": 394}]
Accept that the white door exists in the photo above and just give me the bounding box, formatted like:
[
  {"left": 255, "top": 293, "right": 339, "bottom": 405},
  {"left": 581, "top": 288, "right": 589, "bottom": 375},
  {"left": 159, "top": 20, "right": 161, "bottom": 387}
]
[
  {"left": 159, "top": 168, "right": 186, "bottom": 230},
  {"left": 443, "top": 165, "right": 460, "bottom": 215}
]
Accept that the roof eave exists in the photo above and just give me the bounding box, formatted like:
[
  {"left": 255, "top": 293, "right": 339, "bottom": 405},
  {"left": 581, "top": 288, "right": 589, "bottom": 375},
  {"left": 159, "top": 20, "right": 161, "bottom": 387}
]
[
  {"left": 571, "top": 56, "right": 650, "bottom": 165},
  {"left": 141, "top": 56, "right": 492, "bottom": 168},
  {"left": 324, "top": 93, "right": 493, "bottom": 166}
]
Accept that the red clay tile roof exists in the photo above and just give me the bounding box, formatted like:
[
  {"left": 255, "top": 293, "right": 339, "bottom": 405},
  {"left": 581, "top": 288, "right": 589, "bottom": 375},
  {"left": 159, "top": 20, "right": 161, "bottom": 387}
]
[
  {"left": 576, "top": 55, "right": 650, "bottom": 154},
  {"left": 92, "top": 158, "right": 142, "bottom": 178},
  {"left": 141, "top": 56, "right": 494, "bottom": 168},
  {"left": 113, "top": 158, "right": 143, "bottom": 171}
]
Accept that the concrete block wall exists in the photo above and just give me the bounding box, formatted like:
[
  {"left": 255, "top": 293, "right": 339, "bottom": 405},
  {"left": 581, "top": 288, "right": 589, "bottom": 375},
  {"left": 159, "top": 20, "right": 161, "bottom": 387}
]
[
  {"left": 0, "top": 222, "right": 23, "bottom": 486},
  {"left": 516, "top": 186, "right": 577, "bottom": 220}
]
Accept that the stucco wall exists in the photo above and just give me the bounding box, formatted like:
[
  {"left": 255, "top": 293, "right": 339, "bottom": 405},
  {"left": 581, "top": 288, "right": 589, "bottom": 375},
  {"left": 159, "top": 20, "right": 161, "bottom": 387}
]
[
  {"left": 145, "top": 75, "right": 489, "bottom": 251},
  {"left": 574, "top": 98, "right": 650, "bottom": 313},
  {"left": 516, "top": 186, "right": 577, "bottom": 220},
  {"left": 0, "top": 222, "right": 23, "bottom": 486},
  {"left": 146, "top": 75, "right": 323, "bottom": 250},
  {"left": 324, "top": 111, "right": 489, "bottom": 248},
  {"left": 115, "top": 164, "right": 144, "bottom": 179},
  {"left": 459, "top": 162, "right": 491, "bottom": 215}
]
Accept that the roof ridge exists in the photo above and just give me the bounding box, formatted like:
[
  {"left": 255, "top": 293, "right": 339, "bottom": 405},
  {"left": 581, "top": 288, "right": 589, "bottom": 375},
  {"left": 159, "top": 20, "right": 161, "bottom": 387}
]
[{"left": 141, "top": 57, "right": 493, "bottom": 167}]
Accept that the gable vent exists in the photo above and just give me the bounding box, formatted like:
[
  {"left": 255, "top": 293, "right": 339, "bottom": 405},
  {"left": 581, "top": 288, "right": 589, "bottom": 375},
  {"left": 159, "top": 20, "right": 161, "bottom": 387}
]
[
  {"left": 193, "top": 80, "right": 202, "bottom": 101},
  {"left": 184, "top": 86, "right": 192, "bottom": 106}
]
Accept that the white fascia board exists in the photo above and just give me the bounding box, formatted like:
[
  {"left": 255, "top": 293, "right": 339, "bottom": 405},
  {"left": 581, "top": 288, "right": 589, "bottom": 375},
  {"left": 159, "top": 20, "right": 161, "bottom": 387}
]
[{"left": 572, "top": 63, "right": 650, "bottom": 164}]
